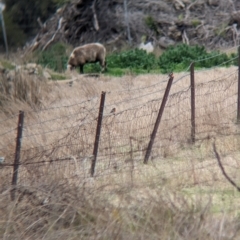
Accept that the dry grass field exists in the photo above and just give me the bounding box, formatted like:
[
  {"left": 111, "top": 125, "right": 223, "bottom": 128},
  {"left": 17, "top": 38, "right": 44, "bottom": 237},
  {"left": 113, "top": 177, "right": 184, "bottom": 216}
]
[{"left": 1, "top": 65, "right": 240, "bottom": 239}]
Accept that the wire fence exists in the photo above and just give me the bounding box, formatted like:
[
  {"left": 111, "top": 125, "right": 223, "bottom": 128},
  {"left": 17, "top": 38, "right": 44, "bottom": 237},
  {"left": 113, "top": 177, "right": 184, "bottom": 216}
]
[{"left": 1, "top": 49, "right": 240, "bottom": 199}]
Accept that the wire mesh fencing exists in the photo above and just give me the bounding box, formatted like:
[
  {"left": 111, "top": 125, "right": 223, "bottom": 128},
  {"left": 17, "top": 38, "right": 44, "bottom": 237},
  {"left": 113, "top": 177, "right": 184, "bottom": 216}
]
[{"left": 1, "top": 60, "right": 240, "bottom": 196}]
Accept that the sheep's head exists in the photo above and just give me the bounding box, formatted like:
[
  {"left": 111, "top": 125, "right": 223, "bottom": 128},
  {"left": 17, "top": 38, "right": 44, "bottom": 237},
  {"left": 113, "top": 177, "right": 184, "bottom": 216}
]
[
  {"left": 67, "top": 51, "right": 77, "bottom": 71},
  {"left": 67, "top": 64, "right": 73, "bottom": 71}
]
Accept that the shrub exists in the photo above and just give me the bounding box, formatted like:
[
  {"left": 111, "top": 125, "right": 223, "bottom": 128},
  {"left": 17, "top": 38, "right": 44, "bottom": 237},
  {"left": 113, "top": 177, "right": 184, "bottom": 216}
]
[
  {"left": 230, "top": 52, "right": 238, "bottom": 66},
  {"left": 36, "top": 42, "right": 69, "bottom": 72},
  {"left": 83, "top": 63, "right": 102, "bottom": 74},
  {"left": 107, "top": 49, "right": 157, "bottom": 71},
  {"left": 158, "top": 44, "right": 235, "bottom": 74},
  {"left": 0, "top": 71, "right": 49, "bottom": 109}
]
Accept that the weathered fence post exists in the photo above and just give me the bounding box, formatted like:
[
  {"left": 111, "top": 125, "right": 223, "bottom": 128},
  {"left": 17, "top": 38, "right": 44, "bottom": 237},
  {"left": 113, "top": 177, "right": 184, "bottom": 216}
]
[
  {"left": 144, "top": 73, "right": 174, "bottom": 164},
  {"left": 91, "top": 91, "right": 106, "bottom": 176},
  {"left": 190, "top": 62, "right": 195, "bottom": 143},
  {"left": 237, "top": 46, "right": 240, "bottom": 123},
  {"left": 11, "top": 110, "right": 24, "bottom": 201}
]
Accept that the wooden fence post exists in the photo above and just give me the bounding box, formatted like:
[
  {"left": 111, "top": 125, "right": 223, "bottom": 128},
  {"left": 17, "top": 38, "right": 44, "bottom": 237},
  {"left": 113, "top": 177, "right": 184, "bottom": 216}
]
[
  {"left": 11, "top": 110, "right": 24, "bottom": 201},
  {"left": 144, "top": 73, "right": 174, "bottom": 164},
  {"left": 190, "top": 62, "right": 196, "bottom": 143},
  {"left": 91, "top": 91, "right": 106, "bottom": 176},
  {"left": 237, "top": 46, "right": 240, "bottom": 123}
]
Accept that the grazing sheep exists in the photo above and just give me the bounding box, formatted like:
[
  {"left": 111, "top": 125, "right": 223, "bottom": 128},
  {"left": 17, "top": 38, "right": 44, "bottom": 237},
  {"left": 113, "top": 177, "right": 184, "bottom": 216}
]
[{"left": 67, "top": 43, "right": 107, "bottom": 74}]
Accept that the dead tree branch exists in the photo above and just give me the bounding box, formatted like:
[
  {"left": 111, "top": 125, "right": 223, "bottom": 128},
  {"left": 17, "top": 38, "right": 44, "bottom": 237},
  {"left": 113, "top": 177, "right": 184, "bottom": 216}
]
[
  {"left": 42, "top": 17, "right": 63, "bottom": 51},
  {"left": 184, "top": 0, "right": 200, "bottom": 20},
  {"left": 92, "top": 0, "right": 99, "bottom": 31},
  {"left": 37, "top": 17, "right": 44, "bottom": 29},
  {"left": 182, "top": 30, "right": 189, "bottom": 45},
  {"left": 213, "top": 142, "right": 240, "bottom": 192},
  {"left": 23, "top": 0, "right": 237, "bottom": 52}
]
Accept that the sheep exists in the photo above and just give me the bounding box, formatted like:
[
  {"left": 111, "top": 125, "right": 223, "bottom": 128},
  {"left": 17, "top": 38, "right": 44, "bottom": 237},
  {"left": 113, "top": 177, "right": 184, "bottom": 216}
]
[{"left": 67, "top": 43, "right": 107, "bottom": 74}]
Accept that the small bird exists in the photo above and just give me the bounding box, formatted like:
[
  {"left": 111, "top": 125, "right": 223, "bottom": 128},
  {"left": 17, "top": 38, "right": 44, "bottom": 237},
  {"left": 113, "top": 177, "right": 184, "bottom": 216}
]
[{"left": 110, "top": 108, "right": 116, "bottom": 114}]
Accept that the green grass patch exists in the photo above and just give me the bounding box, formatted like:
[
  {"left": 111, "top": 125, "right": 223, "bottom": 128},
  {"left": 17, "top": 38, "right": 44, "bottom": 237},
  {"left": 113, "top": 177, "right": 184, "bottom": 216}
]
[
  {"left": 191, "top": 19, "right": 201, "bottom": 27},
  {"left": 83, "top": 63, "right": 102, "bottom": 73},
  {"left": 50, "top": 73, "right": 66, "bottom": 80},
  {"left": 182, "top": 186, "right": 240, "bottom": 214},
  {"left": 105, "top": 67, "right": 162, "bottom": 77},
  {"left": 105, "top": 67, "right": 125, "bottom": 77},
  {"left": 0, "top": 60, "right": 15, "bottom": 70}
]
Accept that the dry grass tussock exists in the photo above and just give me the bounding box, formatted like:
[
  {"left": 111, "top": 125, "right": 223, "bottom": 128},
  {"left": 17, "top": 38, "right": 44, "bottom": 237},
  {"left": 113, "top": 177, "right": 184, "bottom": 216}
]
[
  {"left": 1, "top": 180, "right": 239, "bottom": 240},
  {"left": 0, "top": 70, "right": 50, "bottom": 113},
  {"left": 1, "top": 66, "right": 240, "bottom": 239}
]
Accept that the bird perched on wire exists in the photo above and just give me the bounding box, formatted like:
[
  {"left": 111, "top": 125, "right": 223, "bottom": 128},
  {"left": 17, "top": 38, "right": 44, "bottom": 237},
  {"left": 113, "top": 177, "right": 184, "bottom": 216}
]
[{"left": 110, "top": 108, "right": 116, "bottom": 114}]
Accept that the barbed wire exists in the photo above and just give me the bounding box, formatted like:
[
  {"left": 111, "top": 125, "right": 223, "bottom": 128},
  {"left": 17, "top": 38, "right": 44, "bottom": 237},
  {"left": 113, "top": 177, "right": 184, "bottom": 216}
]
[
  {"left": 0, "top": 128, "right": 17, "bottom": 138},
  {"left": 0, "top": 113, "right": 19, "bottom": 125},
  {"left": 25, "top": 97, "right": 98, "bottom": 114},
  {"left": 24, "top": 103, "right": 98, "bottom": 129}
]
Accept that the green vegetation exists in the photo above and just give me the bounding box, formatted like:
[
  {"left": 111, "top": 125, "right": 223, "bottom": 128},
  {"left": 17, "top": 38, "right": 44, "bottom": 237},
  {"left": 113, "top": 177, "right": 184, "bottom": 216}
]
[
  {"left": 106, "top": 44, "right": 237, "bottom": 75},
  {"left": 105, "top": 68, "right": 161, "bottom": 77},
  {"left": 214, "top": 23, "right": 228, "bottom": 37},
  {"left": 158, "top": 44, "right": 237, "bottom": 74},
  {"left": 107, "top": 49, "right": 158, "bottom": 71},
  {"left": 36, "top": 42, "right": 69, "bottom": 72},
  {"left": 191, "top": 19, "right": 201, "bottom": 27},
  {"left": 178, "top": 14, "right": 184, "bottom": 21},
  {"left": 0, "top": 60, "right": 15, "bottom": 70},
  {"left": 83, "top": 63, "right": 102, "bottom": 74},
  {"left": 105, "top": 67, "right": 125, "bottom": 76},
  {"left": 50, "top": 73, "right": 66, "bottom": 80},
  {"left": 105, "top": 48, "right": 159, "bottom": 76},
  {"left": 34, "top": 43, "right": 238, "bottom": 76}
]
